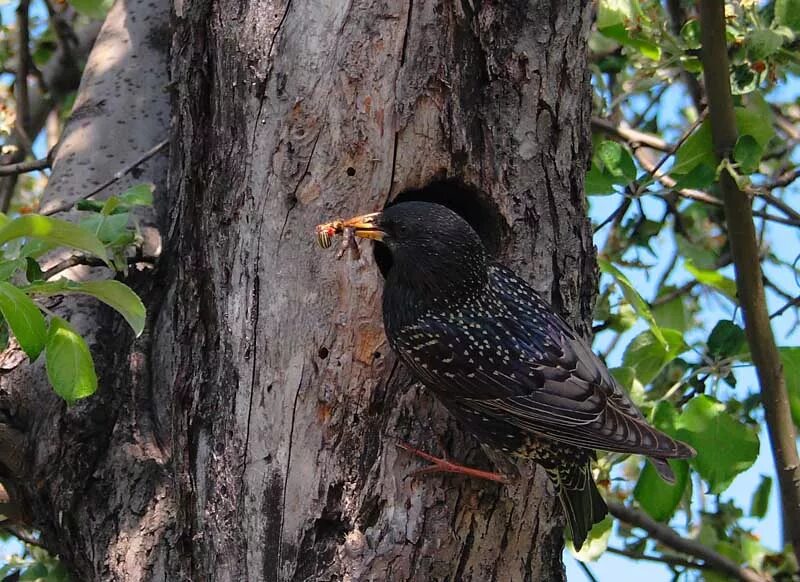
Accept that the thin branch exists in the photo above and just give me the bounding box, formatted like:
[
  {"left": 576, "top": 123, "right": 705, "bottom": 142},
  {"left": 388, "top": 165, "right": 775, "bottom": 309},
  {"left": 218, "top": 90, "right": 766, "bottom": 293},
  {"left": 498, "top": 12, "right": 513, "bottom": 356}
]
[
  {"left": 651, "top": 280, "right": 698, "bottom": 307},
  {"left": 768, "top": 167, "right": 800, "bottom": 190},
  {"left": 0, "top": 156, "right": 50, "bottom": 177},
  {"left": 607, "top": 502, "right": 766, "bottom": 582},
  {"left": 754, "top": 190, "right": 800, "bottom": 224},
  {"left": 591, "top": 117, "right": 671, "bottom": 152},
  {"left": 771, "top": 295, "right": 800, "bottom": 320},
  {"left": 575, "top": 559, "right": 599, "bottom": 582},
  {"left": 700, "top": 0, "right": 800, "bottom": 565},
  {"left": 42, "top": 253, "right": 154, "bottom": 280},
  {"left": 15, "top": 0, "right": 31, "bottom": 152},
  {"left": 600, "top": 121, "right": 800, "bottom": 229},
  {"left": 41, "top": 139, "right": 168, "bottom": 216},
  {"left": 606, "top": 546, "right": 709, "bottom": 570},
  {"left": 594, "top": 197, "right": 632, "bottom": 233}
]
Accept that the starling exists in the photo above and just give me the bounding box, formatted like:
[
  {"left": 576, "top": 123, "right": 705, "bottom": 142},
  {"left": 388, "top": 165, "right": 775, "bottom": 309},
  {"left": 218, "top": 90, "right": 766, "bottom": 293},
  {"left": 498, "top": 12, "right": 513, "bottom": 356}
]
[{"left": 332, "top": 200, "right": 695, "bottom": 549}]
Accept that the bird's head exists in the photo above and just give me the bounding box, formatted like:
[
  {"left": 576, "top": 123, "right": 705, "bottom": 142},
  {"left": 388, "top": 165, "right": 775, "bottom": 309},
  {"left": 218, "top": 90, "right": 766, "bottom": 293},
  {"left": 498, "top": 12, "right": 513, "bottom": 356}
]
[{"left": 341, "top": 201, "right": 489, "bottom": 302}]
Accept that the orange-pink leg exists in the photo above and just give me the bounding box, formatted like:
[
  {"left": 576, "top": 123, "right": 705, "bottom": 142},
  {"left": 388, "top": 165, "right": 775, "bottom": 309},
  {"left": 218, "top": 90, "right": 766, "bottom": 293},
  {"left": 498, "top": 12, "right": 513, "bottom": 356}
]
[{"left": 395, "top": 441, "right": 508, "bottom": 483}]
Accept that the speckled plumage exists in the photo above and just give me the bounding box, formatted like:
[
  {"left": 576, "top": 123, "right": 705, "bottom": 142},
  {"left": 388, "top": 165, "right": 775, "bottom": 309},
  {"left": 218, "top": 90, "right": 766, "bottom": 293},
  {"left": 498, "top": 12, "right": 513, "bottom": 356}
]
[{"left": 369, "top": 201, "right": 695, "bottom": 550}]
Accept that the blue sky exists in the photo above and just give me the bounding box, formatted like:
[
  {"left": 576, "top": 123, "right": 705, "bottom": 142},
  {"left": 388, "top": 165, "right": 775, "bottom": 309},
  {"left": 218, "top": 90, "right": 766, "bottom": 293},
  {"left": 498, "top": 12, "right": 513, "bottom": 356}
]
[{"left": 566, "top": 77, "right": 800, "bottom": 581}]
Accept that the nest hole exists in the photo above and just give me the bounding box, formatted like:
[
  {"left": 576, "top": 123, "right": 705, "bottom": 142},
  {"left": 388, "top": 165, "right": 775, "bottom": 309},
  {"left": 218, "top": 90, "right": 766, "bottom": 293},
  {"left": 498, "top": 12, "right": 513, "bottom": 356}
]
[{"left": 374, "top": 178, "right": 508, "bottom": 277}]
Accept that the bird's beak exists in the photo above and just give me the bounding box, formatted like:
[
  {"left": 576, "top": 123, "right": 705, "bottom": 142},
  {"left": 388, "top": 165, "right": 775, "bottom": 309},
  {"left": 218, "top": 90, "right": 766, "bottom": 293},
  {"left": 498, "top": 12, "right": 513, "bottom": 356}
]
[{"left": 342, "top": 211, "right": 385, "bottom": 241}]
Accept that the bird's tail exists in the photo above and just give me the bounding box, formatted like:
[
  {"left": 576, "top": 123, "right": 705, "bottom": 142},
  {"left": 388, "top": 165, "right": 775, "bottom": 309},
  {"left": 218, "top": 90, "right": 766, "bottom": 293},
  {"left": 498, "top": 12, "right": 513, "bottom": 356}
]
[{"left": 552, "top": 464, "right": 608, "bottom": 551}]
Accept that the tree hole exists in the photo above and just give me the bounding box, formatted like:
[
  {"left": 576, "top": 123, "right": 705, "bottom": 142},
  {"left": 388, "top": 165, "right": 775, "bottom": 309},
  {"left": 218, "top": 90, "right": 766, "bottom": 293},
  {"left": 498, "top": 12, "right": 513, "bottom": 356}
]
[
  {"left": 375, "top": 178, "right": 508, "bottom": 277},
  {"left": 318, "top": 346, "right": 329, "bottom": 359},
  {"left": 346, "top": 167, "right": 356, "bottom": 176}
]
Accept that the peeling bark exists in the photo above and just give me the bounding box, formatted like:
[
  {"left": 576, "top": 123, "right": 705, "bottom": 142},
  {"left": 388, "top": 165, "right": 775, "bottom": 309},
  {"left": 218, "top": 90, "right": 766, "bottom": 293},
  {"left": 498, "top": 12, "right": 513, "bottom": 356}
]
[{"left": 1, "top": 0, "right": 596, "bottom": 580}]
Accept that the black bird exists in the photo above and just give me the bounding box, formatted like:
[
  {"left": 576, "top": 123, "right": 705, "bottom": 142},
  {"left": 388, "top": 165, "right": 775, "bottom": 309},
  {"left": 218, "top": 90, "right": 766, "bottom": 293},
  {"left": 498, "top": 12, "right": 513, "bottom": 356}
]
[{"left": 334, "top": 200, "right": 695, "bottom": 549}]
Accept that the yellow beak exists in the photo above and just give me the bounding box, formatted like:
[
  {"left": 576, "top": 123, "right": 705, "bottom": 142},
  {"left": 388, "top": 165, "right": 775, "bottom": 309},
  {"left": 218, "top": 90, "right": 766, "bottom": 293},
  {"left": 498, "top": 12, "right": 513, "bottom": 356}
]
[{"left": 342, "top": 211, "right": 385, "bottom": 241}]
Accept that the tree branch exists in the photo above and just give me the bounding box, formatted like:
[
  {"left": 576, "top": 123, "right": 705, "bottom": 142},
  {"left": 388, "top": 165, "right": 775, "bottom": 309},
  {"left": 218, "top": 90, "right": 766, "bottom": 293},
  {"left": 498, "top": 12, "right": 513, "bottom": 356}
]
[
  {"left": 591, "top": 117, "right": 670, "bottom": 152},
  {"left": 15, "top": 0, "right": 31, "bottom": 146},
  {"left": 0, "top": 156, "right": 50, "bottom": 177},
  {"left": 606, "top": 545, "right": 710, "bottom": 570},
  {"left": 41, "top": 138, "right": 168, "bottom": 216},
  {"left": 607, "top": 502, "right": 766, "bottom": 582},
  {"left": 700, "top": 0, "right": 800, "bottom": 564}
]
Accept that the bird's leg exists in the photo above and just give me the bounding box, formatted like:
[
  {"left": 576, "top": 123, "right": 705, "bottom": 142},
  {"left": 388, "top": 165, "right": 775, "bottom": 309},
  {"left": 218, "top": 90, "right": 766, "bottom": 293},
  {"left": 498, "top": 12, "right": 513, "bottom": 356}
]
[{"left": 395, "top": 441, "right": 508, "bottom": 483}]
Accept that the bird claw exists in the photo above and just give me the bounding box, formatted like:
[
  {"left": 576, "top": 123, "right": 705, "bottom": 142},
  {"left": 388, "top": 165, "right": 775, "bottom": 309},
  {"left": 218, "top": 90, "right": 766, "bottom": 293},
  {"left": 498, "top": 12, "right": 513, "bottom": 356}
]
[{"left": 394, "top": 441, "right": 508, "bottom": 483}]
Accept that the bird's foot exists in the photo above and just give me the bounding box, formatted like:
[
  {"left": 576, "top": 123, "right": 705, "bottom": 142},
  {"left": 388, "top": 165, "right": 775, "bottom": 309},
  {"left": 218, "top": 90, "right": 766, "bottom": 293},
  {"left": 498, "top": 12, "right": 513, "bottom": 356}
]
[{"left": 395, "top": 441, "right": 508, "bottom": 483}]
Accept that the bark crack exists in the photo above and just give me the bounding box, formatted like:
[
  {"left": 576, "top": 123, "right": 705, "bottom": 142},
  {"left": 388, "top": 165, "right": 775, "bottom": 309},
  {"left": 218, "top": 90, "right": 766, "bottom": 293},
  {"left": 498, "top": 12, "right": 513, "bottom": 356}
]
[
  {"left": 277, "top": 361, "right": 305, "bottom": 571},
  {"left": 400, "top": 0, "right": 413, "bottom": 66},
  {"left": 251, "top": 0, "right": 294, "bottom": 151},
  {"left": 278, "top": 129, "right": 321, "bottom": 249},
  {"left": 387, "top": 0, "right": 413, "bottom": 200}
]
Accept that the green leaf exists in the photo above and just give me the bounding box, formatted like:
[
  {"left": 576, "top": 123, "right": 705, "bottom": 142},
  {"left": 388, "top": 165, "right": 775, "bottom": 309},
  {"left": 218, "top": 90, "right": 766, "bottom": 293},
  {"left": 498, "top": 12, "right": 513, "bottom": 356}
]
[
  {"left": 598, "top": 259, "right": 667, "bottom": 347},
  {"left": 0, "top": 319, "right": 9, "bottom": 352},
  {"left": 673, "top": 163, "right": 716, "bottom": 190},
  {"left": 676, "top": 395, "right": 759, "bottom": 494},
  {"left": 707, "top": 320, "right": 747, "bottom": 359},
  {"left": 80, "top": 213, "right": 131, "bottom": 246},
  {"left": 24, "top": 257, "right": 42, "bottom": 283},
  {"left": 685, "top": 261, "right": 738, "bottom": 301},
  {"left": 26, "top": 279, "right": 146, "bottom": 337},
  {"left": 734, "top": 135, "right": 761, "bottom": 174},
  {"left": 671, "top": 121, "right": 714, "bottom": 176},
  {"left": 634, "top": 402, "right": 690, "bottom": 520},
  {"left": 596, "top": 141, "right": 636, "bottom": 182},
  {"left": 597, "top": 0, "right": 640, "bottom": 29},
  {"left": 586, "top": 163, "right": 618, "bottom": 195},
  {"left": 681, "top": 19, "right": 701, "bottom": 49},
  {"left": 0, "top": 281, "right": 46, "bottom": 359},
  {"left": 749, "top": 475, "right": 772, "bottom": 519},
  {"left": 735, "top": 103, "right": 775, "bottom": 157},
  {"left": 652, "top": 293, "right": 687, "bottom": 332},
  {"left": 776, "top": 0, "right": 800, "bottom": 31},
  {"left": 119, "top": 183, "right": 154, "bottom": 207},
  {"left": 748, "top": 28, "right": 785, "bottom": 60},
  {"left": 45, "top": 317, "right": 97, "bottom": 403},
  {"left": 635, "top": 459, "right": 690, "bottom": 521},
  {"left": 68, "top": 0, "right": 114, "bottom": 19},
  {"left": 0, "top": 215, "right": 108, "bottom": 261},
  {"left": 76, "top": 280, "right": 146, "bottom": 336},
  {"left": 0, "top": 259, "right": 25, "bottom": 281},
  {"left": 622, "top": 329, "right": 687, "bottom": 385},
  {"left": 778, "top": 347, "right": 800, "bottom": 428},
  {"left": 568, "top": 515, "right": 613, "bottom": 562}
]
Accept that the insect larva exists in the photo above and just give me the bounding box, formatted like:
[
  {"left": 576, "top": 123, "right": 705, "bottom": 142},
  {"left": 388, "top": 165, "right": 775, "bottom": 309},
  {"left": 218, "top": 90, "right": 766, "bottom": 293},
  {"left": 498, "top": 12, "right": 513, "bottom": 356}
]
[{"left": 315, "top": 221, "right": 342, "bottom": 249}]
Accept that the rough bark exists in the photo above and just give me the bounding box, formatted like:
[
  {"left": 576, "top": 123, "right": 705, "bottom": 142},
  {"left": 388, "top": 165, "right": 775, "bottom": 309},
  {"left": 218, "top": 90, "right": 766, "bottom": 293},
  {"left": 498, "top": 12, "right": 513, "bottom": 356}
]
[{"left": 1, "top": 0, "right": 596, "bottom": 580}]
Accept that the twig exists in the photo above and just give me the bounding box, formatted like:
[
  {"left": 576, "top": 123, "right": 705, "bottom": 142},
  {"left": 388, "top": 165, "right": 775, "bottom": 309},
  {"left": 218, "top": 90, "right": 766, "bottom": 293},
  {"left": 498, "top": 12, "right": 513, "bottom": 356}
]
[
  {"left": 41, "top": 139, "right": 168, "bottom": 216},
  {"left": 591, "top": 117, "right": 671, "bottom": 152},
  {"left": 768, "top": 167, "right": 800, "bottom": 190},
  {"left": 0, "top": 156, "right": 50, "bottom": 177},
  {"left": 607, "top": 502, "right": 766, "bottom": 582},
  {"left": 42, "top": 253, "right": 154, "bottom": 280},
  {"left": 651, "top": 280, "right": 698, "bottom": 308},
  {"left": 755, "top": 190, "right": 800, "bottom": 224},
  {"left": 606, "top": 546, "right": 709, "bottom": 570},
  {"left": 594, "top": 197, "right": 632, "bottom": 233},
  {"left": 576, "top": 559, "right": 599, "bottom": 582},
  {"left": 636, "top": 112, "right": 706, "bottom": 196},
  {"left": 15, "top": 0, "right": 31, "bottom": 153},
  {"left": 771, "top": 295, "right": 800, "bottom": 320},
  {"left": 700, "top": 0, "right": 800, "bottom": 565}
]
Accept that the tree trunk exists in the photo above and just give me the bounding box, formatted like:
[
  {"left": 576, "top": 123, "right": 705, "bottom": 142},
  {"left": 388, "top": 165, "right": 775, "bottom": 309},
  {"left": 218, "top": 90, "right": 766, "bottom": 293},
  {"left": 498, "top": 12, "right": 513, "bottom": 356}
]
[{"left": 2, "top": 1, "right": 596, "bottom": 580}]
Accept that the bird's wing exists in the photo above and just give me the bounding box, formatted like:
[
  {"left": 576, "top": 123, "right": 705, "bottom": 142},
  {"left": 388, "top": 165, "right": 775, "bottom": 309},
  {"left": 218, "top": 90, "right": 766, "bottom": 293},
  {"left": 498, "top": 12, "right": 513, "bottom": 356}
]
[{"left": 394, "top": 265, "right": 693, "bottom": 459}]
